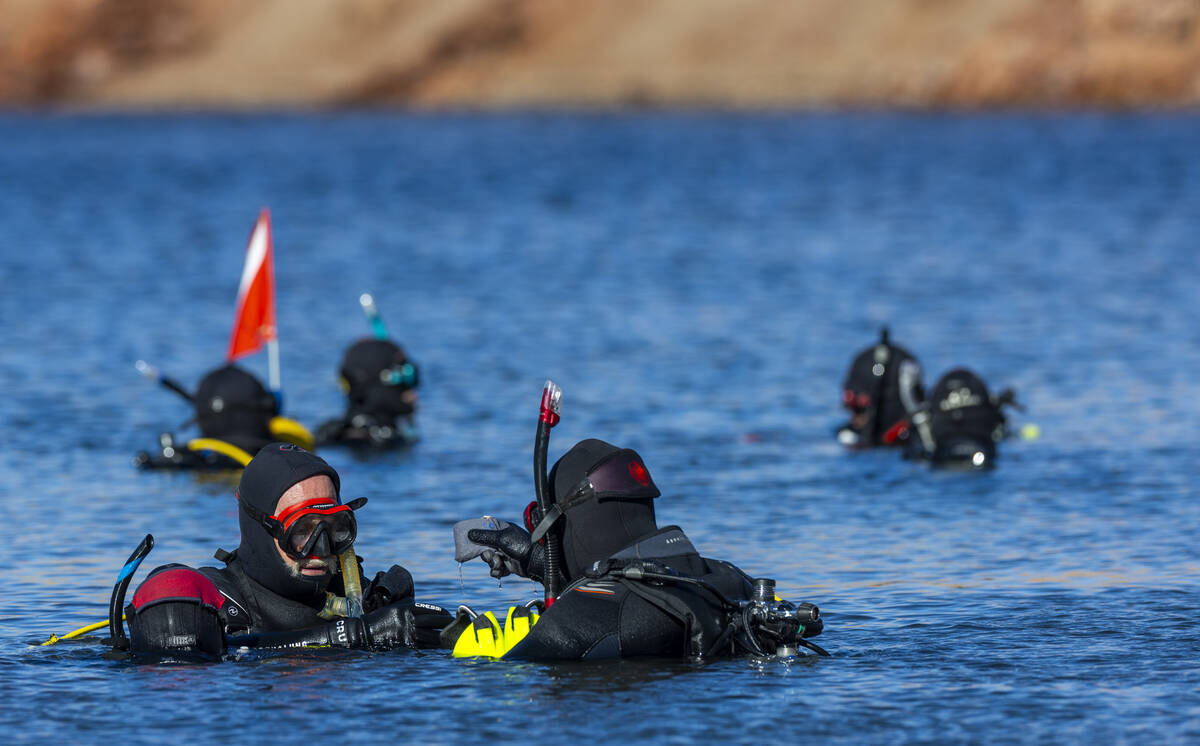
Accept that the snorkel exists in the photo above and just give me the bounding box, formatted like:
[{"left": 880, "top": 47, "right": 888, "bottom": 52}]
[
  {"left": 534, "top": 380, "right": 563, "bottom": 606},
  {"left": 135, "top": 360, "right": 194, "bottom": 403},
  {"left": 109, "top": 534, "right": 154, "bottom": 650},
  {"left": 868, "top": 327, "right": 891, "bottom": 445},
  {"left": 359, "top": 292, "right": 389, "bottom": 341},
  {"left": 339, "top": 548, "right": 365, "bottom": 618}
]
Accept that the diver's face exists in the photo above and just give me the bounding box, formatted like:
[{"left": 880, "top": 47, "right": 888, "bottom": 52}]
[
  {"left": 843, "top": 389, "right": 870, "bottom": 428},
  {"left": 273, "top": 475, "right": 340, "bottom": 579}
]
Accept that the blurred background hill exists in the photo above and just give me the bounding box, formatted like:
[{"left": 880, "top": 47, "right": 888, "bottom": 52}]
[{"left": 2, "top": 0, "right": 1199, "bottom": 109}]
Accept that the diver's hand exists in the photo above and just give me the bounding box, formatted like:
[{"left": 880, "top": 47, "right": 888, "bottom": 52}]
[
  {"left": 403, "top": 602, "right": 454, "bottom": 648},
  {"left": 362, "top": 565, "right": 415, "bottom": 613},
  {"left": 467, "top": 524, "right": 546, "bottom": 582},
  {"left": 362, "top": 602, "right": 453, "bottom": 650}
]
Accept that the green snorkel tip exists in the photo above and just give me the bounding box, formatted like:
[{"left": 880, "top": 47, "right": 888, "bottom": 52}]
[{"left": 359, "top": 292, "right": 389, "bottom": 340}]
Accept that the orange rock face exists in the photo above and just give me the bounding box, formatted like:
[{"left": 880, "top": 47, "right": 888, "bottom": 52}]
[{"left": 2, "top": 0, "right": 1198, "bottom": 108}]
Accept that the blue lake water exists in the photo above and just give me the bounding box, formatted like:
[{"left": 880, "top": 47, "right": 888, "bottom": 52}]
[{"left": 1, "top": 111, "right": 1198, "bottom": 742}]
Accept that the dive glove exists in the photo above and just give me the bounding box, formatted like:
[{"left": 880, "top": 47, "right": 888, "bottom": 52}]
[
  {"left": 228, "top": 601, "right": 452, "bottom": 651},
  {"left": 362, "top": 601, "right": 453, "bottom": 649},
  {"left": 467, "top": 524, "right": 546, "bottom": 582},
  {"left": 362, "top": 564, "right": 416, "bottom": 613}
]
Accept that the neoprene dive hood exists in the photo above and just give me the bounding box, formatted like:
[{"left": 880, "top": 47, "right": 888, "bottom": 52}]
[
  {"left": 548, "top": 439, "right": 661, "bottom": 580},
  {"left": 339, "top": 339, "right": 418, "bottom": 421},
  {"left": 841, "top": 329, "right": 925, "bottom": 446},
  {"left": 927, "top": 368, "right": 1006, "bottom": 468},
  {"left": 194, "top": 365, "right": 278, "bottom": 455},
  {"left": 231, "top": 443, "right": 342, "bottom": 601}
]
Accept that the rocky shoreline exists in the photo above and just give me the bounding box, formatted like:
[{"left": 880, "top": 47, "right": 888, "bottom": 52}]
[{"left": 2, "top": 0, "right": 1199, "bottom": 109}]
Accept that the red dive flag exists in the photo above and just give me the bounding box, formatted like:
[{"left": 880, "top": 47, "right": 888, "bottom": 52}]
[{"left": 226, "top": 208, "right": 277, "bottom": 361}]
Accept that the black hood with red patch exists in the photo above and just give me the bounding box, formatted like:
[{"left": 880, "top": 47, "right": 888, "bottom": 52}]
[{"left": 549, "top": 439, "right": 661, "bottom": 580}]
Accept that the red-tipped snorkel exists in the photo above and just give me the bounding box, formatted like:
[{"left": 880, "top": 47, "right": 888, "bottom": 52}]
[{"left": 534, "top": 380, "right": 563, "bottom": 606}]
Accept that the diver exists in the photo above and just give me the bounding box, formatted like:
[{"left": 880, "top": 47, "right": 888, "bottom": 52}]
[
  {"left": 455, "top": 438, "right": 825, "bottom": 660},
  {"left": 906, "top": 367, "right": 1021, "bottom": 469},
  {"left": 135, "top": 363, "right": 313, "bottom": 470},
  {"left": 836, "top": 327, "right": 925, "bottom": 448},
  {"left": 315, "top": 338, "right": 420, "bottom": 449},
  {"left": 121, "top": 443, "right": 451, "bottom": 657}
]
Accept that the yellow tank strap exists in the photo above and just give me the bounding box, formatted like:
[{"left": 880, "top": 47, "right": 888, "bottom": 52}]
[
  {"left": 269, "top": 416, "right": 316, "bottom": 451},
  {"left": 41, "top": 616, "right": 122, "bottom": 646},
  {"left": 187, "top": 438, "right": 253, "bottom": 467},
  {"left": 451, "top": 607, "right": 541, "bottom": 659}
]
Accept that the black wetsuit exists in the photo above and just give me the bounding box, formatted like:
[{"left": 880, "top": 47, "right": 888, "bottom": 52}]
[
  {"left": 507, "top": 527, "right": 755, "bottom": 660},
  {"left": 132, "top": 554, "right": 413, "bottom": 637},
  {"left": 128, "top": 553, "right": 448, "bottom": 655},
  {"left": 204, "top": 552, "right": 418, "bottom": 634}
]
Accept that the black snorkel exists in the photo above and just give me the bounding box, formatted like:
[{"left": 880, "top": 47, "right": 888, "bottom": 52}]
[
  {"left": 534, "top": 380, "right": 563, "bottom": 606},
  {"left": 135, "top": 360, "right": 194, "bottom": 403},
  {"left": 868, "top": 327, "right": 891, "bottom": 446},
  {"left": 109, "top": 534, "right": 154, "bottom": 650}
]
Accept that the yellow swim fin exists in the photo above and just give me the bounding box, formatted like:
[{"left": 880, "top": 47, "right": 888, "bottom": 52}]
[
  {"left": 450, "top": 606, "right": 541, "bottom": 659},
  {"left": 452, "top": 610, "right": 504, "bottom": 658},
  {"left": 502, "top": 605, "right": 539, "bottom": 651}
]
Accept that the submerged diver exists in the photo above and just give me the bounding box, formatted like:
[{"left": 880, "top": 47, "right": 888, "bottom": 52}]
[
  {"left": 836, "top": 327, "right": 925, "bottom": 448},
  {"left": 315, "top": 339, "right": 420, "bottom": 449},
  {"left": 457, "top": 438, "right": 824, "bottom": 661},
  {"left": 123, "top": 443, "right": 450, "bottom": 656},
  {"left": 135, "top": 364, "right": 312, "bottom": 470},
  {"left": 906, "top": 367, "right": 1021, "bottom": 469}
]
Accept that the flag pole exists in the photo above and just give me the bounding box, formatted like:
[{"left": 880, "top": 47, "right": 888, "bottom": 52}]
[{"left": 267, "top": 337, "right": 281, "bottom": 406}]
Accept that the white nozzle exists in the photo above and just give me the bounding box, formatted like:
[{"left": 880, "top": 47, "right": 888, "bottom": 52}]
[
  {"left": 543, "top": 379, "right": 562, "bottom": 415},
  {"left": 134, "top": 360, "right": 158, "bottom": 380},
  {"left": 359, "top": 293, "right": 376, "bottom": 313}
]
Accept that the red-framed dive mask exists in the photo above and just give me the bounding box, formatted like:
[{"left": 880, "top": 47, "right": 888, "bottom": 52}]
[
  {"left": 239, "top": 496, "right": 368, "bottom": 559},
  {"left": 843, "top": 389, "right": 871, "bottom": 413}
]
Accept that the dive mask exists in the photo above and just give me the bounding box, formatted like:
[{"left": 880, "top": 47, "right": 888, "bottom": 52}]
[
  {"left": 843, "top": 388, "right": 871, "bottom": 413},
  {"left": 239, "top": 495, "right": 368, "bottom": 559},
  {"left": 380, "top": 362, "right": 418, "bottom": 388},
  {"left": 529, "top": 450, "right": 660, "bottom": 542}
]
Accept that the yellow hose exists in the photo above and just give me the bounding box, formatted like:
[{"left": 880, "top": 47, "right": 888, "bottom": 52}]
[
  {"left": 187, "top": 438, "right": 253, "bottom": 467},
  {"left": 269, "top": 417, "right": 316, "bottom": 451},
  {"left": 41, "top": 616, "right": 122, "bottom": 646}
]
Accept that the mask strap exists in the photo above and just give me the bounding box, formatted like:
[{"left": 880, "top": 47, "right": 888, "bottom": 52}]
[
  {"left": 237, "top": 497, "right": 282, "bottom": 535},
  {"left": 529, "top": 478, "right": 595, "bottom": 543}
]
